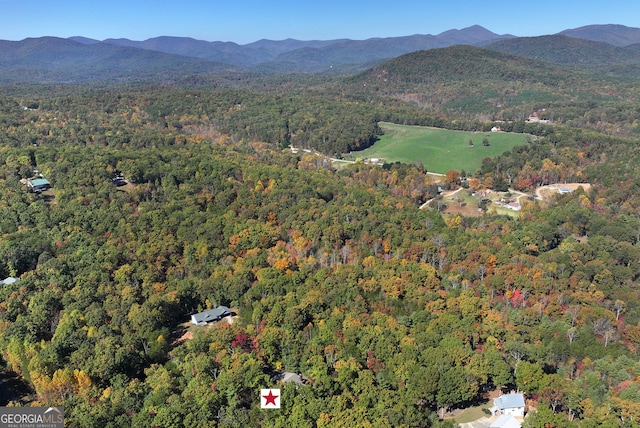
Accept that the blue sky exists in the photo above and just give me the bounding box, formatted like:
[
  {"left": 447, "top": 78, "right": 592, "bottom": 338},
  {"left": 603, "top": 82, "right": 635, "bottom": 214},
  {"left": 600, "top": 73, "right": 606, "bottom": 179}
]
[{"left": 1, "top": 0, "right": 638, "bottom": 44}]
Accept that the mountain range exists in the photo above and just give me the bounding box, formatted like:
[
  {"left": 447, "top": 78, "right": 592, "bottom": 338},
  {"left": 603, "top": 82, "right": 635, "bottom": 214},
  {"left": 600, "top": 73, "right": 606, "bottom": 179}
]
[
  {"left": 65, "top": 25, "right": 512, "bottom": 72},
  {"left": 1, "top": 24, "right": 640, "bottom": 83}
]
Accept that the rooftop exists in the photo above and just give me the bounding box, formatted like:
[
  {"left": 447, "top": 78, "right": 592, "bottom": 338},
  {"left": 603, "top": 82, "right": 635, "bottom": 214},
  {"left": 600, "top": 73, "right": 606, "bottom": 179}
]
[
  {"left": 494, "top": 393, "right": 525, "bottom": 410},
  {"left": 491, "top": 414, "right": 522, "bottom": 428},
  {"left": 191, "top": 306, "right": 231, "bottom": 324},
  {"left": 28, "top": 178, "right": 50, "bottom": 186}
]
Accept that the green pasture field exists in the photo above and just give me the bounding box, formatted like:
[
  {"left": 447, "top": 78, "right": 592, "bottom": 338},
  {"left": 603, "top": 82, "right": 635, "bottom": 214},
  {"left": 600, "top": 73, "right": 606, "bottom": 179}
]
[{"left": 350, "top": 122, "right": 530, "bottom": 174}]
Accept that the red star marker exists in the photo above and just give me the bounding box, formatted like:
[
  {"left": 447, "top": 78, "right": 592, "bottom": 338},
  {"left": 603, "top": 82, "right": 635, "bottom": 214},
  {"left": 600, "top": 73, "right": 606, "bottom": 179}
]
[
  {"left": 260, "top": 388, "right": 281, "bottom": 408},
  {"left": 263, "top": 390, "right": 278, "bottom": 406}
]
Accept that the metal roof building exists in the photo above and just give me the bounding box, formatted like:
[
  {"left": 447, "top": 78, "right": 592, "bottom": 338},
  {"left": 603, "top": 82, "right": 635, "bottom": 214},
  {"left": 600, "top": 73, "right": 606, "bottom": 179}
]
[
  {"left": 492, "top": 393, "right": 525, "bottom": 417},
  {"left": 27, "top": 178, "right": 51, "bottom": 192},
  {"left": 190, "top": 306, "right": 231, "bottom": 325}
]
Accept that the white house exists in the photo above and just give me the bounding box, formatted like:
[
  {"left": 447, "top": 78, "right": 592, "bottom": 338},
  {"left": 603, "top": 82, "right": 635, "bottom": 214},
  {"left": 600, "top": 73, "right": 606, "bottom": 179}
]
[
  {"left": 492, "top": 393, "right": 525, "bottom": 417},
  {"left": 505, "top": 201, "right": 521, "bottom": 211}
]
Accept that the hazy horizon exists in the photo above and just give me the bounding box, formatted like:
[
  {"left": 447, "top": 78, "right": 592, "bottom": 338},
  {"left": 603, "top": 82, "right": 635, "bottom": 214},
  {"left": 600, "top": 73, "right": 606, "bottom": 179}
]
[{"left": 1, "top": 0, "right": 638, "bottom": 44}]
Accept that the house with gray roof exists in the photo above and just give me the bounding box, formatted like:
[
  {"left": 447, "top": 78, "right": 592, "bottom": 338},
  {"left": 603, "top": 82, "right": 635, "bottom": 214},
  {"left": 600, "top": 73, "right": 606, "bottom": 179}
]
[
  {"left": 491, "top": 392, "right": 525, "bottom": 417},
  {"left": 191, "top": 306, "right": 231, "bottom": 325}
]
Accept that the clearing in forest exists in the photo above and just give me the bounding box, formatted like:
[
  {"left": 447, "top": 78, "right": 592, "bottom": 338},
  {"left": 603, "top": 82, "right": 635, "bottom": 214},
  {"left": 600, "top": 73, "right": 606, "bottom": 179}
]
[{"left": 350, "top": 122, "right": 530, "bottom": 174}]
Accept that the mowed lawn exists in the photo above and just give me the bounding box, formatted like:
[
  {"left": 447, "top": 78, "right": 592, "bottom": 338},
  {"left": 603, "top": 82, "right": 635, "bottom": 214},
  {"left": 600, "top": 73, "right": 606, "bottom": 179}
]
[{"left": 353, "top": 122, "right": 530, "bottom": 174}]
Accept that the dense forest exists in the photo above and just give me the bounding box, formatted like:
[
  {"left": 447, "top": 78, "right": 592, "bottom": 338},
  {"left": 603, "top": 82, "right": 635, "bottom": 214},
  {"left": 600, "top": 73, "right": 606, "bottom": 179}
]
[{"left": 1, "top": 39, "right": 640, "bottom": 428}]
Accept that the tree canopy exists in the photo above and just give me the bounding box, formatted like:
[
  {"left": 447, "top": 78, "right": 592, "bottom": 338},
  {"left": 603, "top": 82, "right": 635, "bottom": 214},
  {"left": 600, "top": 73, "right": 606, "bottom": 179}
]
[{"left": 1, "top": 75, "right": 640, "bottom": 427}]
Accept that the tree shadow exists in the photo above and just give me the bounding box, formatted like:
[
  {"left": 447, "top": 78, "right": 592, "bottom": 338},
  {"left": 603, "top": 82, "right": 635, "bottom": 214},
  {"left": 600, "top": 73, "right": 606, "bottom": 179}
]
[{"left": 0, "top": 367, "right": 34, "bottom": 405}]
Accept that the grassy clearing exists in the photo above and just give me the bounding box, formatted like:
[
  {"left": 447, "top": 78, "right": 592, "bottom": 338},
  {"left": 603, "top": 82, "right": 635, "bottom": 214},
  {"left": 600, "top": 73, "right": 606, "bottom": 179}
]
[
  {"left": 349, "top": 122, "right": 529, "bottom": 174},
  {"left": 453, "top": 405, "right": 491, "bottom": 423}
]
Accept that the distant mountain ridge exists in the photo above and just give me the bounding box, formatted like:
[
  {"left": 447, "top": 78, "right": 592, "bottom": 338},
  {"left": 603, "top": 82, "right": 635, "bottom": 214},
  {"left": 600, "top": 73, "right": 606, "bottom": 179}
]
[
  {"left": 559, "top": 24, "right": 640, "bottom": 47},
  {"left": 2, "top": 24, "right": 640, "bottom": 82},
  {"left": 0, "top": 37, "right": 237, "bottom": 83},
  {"left": 69, "top": 25, "right": 514, "bottom": 71}
]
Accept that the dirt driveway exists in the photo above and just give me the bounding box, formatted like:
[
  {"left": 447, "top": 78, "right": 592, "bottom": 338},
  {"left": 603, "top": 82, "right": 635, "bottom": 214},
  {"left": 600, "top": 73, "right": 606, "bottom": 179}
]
[{"left": 536, "top": 182, "right": 591, "bottom": 200}]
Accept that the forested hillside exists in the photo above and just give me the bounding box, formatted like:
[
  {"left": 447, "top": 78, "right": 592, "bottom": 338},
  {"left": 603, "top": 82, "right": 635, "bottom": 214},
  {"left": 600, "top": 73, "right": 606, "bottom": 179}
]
[
  {"left": 486, "top": 35, "right": 640, "bottom": 66},
  {"left": 350, "top": 45, "right": 640, "bottom": 136},
  {"left": 1, "top": 35, "right": 640, "bottom": 427}
]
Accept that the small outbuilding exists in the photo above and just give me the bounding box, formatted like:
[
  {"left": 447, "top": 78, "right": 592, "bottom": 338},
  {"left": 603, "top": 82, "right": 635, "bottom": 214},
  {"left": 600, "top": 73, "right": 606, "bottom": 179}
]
[
  {"left": 0, "top": 277, "right": 18, "bottom": 286},
  {"left": 281, "top": 372, "right": 311, "bottom": 385},
  {"left": 27, "top": 178, "right": 51, "bottom": 192},
  {"left": 111, "top": 176, "right": 127, "bottom": 186},
  {"left": 191, "top": 306, "right": 231, "bottom": 325}
]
